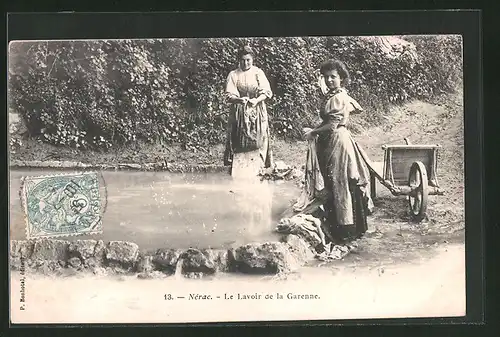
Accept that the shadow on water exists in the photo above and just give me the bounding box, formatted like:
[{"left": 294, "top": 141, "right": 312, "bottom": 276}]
[{"left": 9, "top": 169, "right": 300, "bottom": 250}]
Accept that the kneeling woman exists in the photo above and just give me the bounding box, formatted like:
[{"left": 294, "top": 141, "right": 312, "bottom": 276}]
[{"left": 304, "top": 59, "right": 373, "bottom": 243}]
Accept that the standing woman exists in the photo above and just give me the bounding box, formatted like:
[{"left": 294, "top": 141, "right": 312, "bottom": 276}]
[
  {"left": 304, "top": 59, "right": 373, "bottom": 243},
  {"left": 224, "top": 45, "right": 274, "bottom": 170}
]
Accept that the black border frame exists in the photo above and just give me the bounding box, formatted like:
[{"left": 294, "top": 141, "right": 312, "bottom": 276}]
[{"left": 2, "top": 9, "right": 485, "bottom": 334}]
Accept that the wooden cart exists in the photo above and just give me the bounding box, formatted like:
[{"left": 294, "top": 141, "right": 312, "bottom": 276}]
[{"left": 367, "top": 138, "right": 445, "bottom": 222}]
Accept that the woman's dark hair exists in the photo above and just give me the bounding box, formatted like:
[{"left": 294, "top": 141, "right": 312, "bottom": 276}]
[
  {"left": 320, "top": 59, "right": 350, "bottom": 87},
  {"left": 238, "top": 45, "right": 255, "bottom": 59}
]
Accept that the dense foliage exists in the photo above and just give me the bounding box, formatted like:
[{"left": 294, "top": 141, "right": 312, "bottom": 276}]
[{"left": 9, "top": 35, "right": 462, "bottom": 151}]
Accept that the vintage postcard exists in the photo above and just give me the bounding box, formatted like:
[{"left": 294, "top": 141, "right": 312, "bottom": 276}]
[{"left": 8, "top": 32, "right": 466, "bottom": 324}]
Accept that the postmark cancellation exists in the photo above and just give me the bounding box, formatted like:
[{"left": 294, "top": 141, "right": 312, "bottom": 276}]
[{"left": 21, "top": 172, "right": 103, "bottom": 239}]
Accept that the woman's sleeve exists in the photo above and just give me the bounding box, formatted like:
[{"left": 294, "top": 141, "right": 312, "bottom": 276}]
[
  {"left": 225, "top": 71, "right": 239, "bottom": 98},
  {"left": 257, "top": 68, "right": 273, "bottom": 99},
  {"left": 324, "top": 94, "right": 346, "bottom": 115},
  {"left": 349, "top": 98, "right": 364, "bottom": 112}
]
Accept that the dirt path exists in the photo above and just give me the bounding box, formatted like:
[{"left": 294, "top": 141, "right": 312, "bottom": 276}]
[
  {"left": 276, "top": 91, "right": 465, "bottom": 266},
  {"left": 355, "top": 92, "right": 465, "bottom": 262}
]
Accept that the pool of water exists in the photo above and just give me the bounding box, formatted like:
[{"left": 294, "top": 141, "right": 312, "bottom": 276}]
[{"left": 9, "top": 169, "right": 301, "bottom": 250}]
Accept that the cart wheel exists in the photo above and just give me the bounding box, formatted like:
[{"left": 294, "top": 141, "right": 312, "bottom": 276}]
[{"left": 407, "top": 161, "right": 429, "bottom": 222}]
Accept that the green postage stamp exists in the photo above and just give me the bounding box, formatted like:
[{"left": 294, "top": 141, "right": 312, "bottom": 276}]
[{"left": 21, "top": 172, "right": 103, "bottom": 239}]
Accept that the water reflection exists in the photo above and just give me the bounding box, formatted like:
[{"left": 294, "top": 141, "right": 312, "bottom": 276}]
[
  {"left": 9, "top": 170, "right": 299, "bottom": 250},
  {"left": 228, "top": 176, "right": 274, "bottom": 238}
]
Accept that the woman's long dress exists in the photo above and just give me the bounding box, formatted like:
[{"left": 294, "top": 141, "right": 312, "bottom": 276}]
[
  {"left": 224, "top": 66, "right": 273, "bottom": 169},
  {"left": 316, "top": 87, "right": 374, "bottom": 242}
]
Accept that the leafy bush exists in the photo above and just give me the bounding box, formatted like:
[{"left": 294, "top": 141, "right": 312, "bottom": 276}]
[
  {"left": 405, "top": 35, "right": 463, "bottom": 93},
  {"left": 8, "top": 35, "right": 463, "bottom": 151}
]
